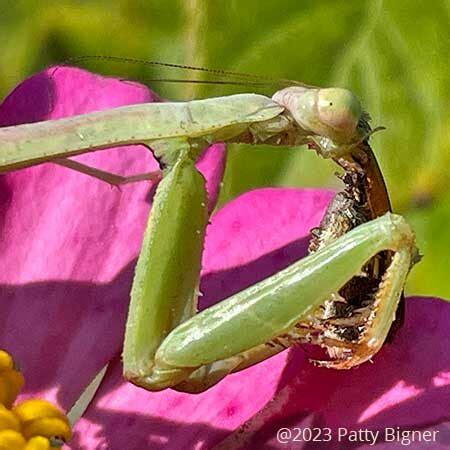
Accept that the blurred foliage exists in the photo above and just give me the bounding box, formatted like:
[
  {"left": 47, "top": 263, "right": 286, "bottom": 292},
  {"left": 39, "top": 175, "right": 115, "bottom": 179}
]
[{"left": 0, "top": 0, "right": 448, "bottom": 299}]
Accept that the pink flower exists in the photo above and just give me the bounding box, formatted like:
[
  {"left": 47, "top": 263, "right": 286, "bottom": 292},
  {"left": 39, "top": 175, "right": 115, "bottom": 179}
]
[{"left": 0, "top": 68, "right": 448, "bottom": 450}]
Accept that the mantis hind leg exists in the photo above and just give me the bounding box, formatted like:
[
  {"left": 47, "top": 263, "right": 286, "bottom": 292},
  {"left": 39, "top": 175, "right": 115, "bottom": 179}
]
[{"left": 151, "top": 213, "right": 416, "bottom": 393}]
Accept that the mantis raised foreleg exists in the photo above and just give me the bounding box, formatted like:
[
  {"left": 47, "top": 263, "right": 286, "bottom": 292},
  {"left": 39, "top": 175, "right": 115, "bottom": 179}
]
[{"left": 0, "top": 70, "right": 419, "bottom": 393}]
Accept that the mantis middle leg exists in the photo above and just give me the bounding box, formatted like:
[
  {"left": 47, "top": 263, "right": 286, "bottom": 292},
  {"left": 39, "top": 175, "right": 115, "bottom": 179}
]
[{"left": 53, "top": 158, "right": 161, "bottom": 186}]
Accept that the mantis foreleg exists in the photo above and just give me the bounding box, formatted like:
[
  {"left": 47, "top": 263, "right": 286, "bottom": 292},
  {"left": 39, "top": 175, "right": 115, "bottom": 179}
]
[{"left": 123, "top": 138, "right": 209, "bottom": 388}]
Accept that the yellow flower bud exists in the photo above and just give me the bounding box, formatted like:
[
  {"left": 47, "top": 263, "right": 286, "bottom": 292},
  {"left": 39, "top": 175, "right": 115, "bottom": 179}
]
[
  {"left": 0, "top": 351, "right": 71, "bottom": 447},
  {"left": 0, "top": 351, "right": 14, "bottom": 371},
  {"left": 13, "top": 399, "right": 71, "bottom": 442},
  {"left": 0, "top": 369, "right": 25, "bottom": 408},
  {"left": 24, "top": 436, "right": 51, "bottom": 450},
  {"left": 0, "top": 404, "right": 21, "bottom": 431},
  {"left": 0, "top": 429, "right": 27, "bottom": 449}
]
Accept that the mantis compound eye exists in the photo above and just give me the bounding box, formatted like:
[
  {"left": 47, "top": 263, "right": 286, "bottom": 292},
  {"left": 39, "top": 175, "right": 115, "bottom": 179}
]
[
  {"left": 317, "top": 88, "right": 362, "bottom": 142},
  {"left": 272, "top": 86, "right": 364, "bottom": 146}
]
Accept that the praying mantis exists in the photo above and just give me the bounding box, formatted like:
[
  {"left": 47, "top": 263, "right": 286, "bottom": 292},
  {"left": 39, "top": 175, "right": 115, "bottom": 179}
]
[{"left": 0, "top": 59, "right": 419, "bottom": 394}]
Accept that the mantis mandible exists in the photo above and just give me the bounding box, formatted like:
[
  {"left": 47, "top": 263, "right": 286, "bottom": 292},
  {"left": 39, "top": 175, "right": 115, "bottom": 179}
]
[{"left": 0, "top": 61, "right": 419, "bottom": 394}]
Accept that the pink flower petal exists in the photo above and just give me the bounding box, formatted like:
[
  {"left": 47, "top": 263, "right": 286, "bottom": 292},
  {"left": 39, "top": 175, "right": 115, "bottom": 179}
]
[
  {"left": 200, "top": 187, "right": 333, "bottom": 309},
  {"left": 0, "top": 67, "right": 224, "bottom": 410}
]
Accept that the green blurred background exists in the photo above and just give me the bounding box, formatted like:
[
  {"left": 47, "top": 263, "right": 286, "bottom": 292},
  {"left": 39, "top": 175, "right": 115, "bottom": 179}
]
[{"left": 0, "top": 0, "right": 448, "bottom": 299}]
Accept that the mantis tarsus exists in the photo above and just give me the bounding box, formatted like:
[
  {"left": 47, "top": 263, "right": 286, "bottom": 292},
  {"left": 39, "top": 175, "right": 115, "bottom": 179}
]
[{"left": 0, "top": 61, "right": 419, "bottom": 394}]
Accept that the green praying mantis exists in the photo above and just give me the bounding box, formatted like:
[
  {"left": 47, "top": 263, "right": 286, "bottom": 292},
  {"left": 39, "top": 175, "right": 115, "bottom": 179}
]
[{"left": 0, "top": 59, "right": 419, "bottom": 394}]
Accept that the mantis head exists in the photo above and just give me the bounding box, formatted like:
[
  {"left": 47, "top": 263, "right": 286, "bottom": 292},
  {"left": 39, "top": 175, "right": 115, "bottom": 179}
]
[{"left": 272, "top": 86, "right": 364, "bottom": 146}]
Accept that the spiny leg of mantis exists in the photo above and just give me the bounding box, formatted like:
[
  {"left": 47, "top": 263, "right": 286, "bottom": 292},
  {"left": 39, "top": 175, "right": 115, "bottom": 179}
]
[
  {"left": 122, "top": 138, "right": 417, "bottom": 393},
  {"left": 122, "top": 138, "right": 210, "bottom": 388}
]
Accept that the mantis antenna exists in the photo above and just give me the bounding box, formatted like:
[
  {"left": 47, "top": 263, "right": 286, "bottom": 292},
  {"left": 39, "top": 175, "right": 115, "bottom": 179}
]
[{"left": 54, "top": 55, "right": 319, "bottom": 89}]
